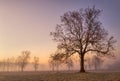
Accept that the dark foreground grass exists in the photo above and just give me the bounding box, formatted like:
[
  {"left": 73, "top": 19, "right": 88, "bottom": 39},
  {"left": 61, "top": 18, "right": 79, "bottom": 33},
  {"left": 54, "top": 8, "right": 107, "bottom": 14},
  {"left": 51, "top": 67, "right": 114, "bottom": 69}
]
[{"left": 0, "top": 71, "right": 120, "bottom": 81}]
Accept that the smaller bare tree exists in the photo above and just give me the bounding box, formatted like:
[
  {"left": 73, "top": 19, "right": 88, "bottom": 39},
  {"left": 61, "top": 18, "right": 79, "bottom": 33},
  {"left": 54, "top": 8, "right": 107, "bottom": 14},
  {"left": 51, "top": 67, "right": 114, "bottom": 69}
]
[
  {"left": 17, "top": 50, "right": 31, "bottom": 72},
  {"left": 92, "top": 55, "right": 104, "bottom": 71},
  {"left": 65, "top": 58, "right": 74, "bottom": 71},
  {"left": 48, "top": 59, "right": 55, "bottom": 71},
  {"left": 6, "top": 58, "right": 10, "bottom": 72},
  {"left": 10, "top": 57, "right": 16, "bottom": 71},
  {"left": 86, "top": 57, "right": 92, "bottom": 70},
  {"left": 33, "top": 56, "right": 39, "bottom": 71},
  {"left": 49, "top": 53, "right": 63, "bottom": 71},
  {"left": 2, "top": 59, "right": 6, "bottom": 72},
  {"left": 15, "top": 57, "right": 20, "bottom": 71}
]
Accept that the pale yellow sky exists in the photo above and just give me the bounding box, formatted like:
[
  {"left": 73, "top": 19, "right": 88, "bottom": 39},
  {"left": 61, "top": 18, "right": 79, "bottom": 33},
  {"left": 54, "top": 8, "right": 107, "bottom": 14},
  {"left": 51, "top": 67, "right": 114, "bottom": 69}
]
[{"left": 0, "top": 1, "right": 58, "bottom": 60}]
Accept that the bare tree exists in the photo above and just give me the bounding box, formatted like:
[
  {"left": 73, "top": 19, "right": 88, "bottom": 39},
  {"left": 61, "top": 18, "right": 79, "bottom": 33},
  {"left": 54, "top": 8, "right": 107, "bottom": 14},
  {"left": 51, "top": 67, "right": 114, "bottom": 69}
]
[
  {"left": 93, "top": 55, "right": 104, "bottom": 70},
  {"left": 48, "top": 59, "right": 55, "bottom": 71},
  {"left": 49, "top": 53, "right": 63, "bottom": 71},
  {"left": 33, "top": 56, "right": 39, "bottom": 71},
  {"left": 86, "top": 57, "right": 92, "bottom": 70},
  {"left": 10, "top": 57, "right": 16, "bottom": 72},
  {"left": 1, "top": 59, "right": 6, "bottom": 72},
  {"left": 15, "top": 57, "right": 21, "bottom": 71},
  {"left": 6, "top": 58, "right": 10, "bottom": 72},
  {"left": 17, "top": 50, "right": 31, "bottom": 72},
  {"left": 0, "top": 60, "right": 2, "bottom": 71},
  {"left": 65, "top": 57, "right": 74, "bottom": 71},
  {"left": 50, "top": 6, "right": 116, "bottom": 72}
]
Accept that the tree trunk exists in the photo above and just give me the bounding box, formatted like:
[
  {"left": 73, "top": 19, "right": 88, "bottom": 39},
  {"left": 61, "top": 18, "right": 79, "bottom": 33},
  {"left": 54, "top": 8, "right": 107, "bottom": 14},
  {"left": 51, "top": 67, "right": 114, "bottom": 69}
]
[
  {"left": 21, "top": 67, "right": 23, "bottom": 72},
  {"left": 80, "top": 54, "right": 85, "bottom": 72},
  {"left": 52, "top": 66, "right": 54, "bottom": 71},
  {"left": 35, "top": 68, "right": 36, "bottom": 72}
]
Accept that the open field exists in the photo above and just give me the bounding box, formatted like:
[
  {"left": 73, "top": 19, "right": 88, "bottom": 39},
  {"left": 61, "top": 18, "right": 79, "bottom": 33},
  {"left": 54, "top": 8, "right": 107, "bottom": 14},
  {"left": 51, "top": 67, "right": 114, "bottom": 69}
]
[{"left": 0, "top": 71, "right": 120, "bottom": 81}]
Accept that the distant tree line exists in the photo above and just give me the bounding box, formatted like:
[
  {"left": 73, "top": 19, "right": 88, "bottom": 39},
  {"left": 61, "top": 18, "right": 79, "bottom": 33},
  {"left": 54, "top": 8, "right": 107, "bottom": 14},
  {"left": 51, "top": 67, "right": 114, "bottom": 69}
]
[
  {"left": 0, "top": 50, "right": 105, "bottom": 72},
  {"left": 48, "top": 52, "right": 104, "bottom": 72},
  {"left": 0, "top": 50, "right": 40, "bottom": 72}
]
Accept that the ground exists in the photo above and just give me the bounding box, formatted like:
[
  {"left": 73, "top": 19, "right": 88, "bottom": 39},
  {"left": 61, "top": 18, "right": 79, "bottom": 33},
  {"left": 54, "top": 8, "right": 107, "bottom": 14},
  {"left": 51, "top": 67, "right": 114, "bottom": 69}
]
[{"left": 0, "top": 71, "right": 120, "bottom": 81}]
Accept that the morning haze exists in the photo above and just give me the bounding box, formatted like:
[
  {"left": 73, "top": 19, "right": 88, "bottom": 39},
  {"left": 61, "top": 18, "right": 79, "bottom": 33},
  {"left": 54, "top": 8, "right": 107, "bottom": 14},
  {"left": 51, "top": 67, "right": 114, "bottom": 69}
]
[{"left": 0, "top": 1, "right": 120, "bottom": 80}]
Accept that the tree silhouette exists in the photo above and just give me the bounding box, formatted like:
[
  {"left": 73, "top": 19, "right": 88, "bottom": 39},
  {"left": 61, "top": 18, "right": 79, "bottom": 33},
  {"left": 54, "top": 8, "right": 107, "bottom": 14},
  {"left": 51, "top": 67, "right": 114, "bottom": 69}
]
[
  {"left": 48, "top": 58, "right": 55, "bottom": 71},
  {"left": 93, "top": 55, "right": 104, "bottom": 70},
  {"left": 65, "top": 57, "right": 74, "bottom": 71},
  {"left": 6, "top": 58, "right": 10, "bottom": 72},
  {"left": 17, "top": 50, "right": 31, "bottom": 72},
  {"left": 84, "top": 57, "right": 93, "bottom": 70},
  {"left": 50, "top": 6, "right": 116, "bottom": 72},
  {"left": 33, "top": 56, "right": 39, "bottom": 71},
  {"left": 49, "top": 53, "right": 63, "bottom": 71}
]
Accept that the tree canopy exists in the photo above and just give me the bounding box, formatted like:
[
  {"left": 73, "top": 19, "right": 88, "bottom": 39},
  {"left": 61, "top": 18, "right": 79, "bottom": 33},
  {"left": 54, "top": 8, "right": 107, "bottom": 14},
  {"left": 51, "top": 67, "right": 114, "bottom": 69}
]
[{"left": 50, "top": 6, "right": 116, "bottom": 72}]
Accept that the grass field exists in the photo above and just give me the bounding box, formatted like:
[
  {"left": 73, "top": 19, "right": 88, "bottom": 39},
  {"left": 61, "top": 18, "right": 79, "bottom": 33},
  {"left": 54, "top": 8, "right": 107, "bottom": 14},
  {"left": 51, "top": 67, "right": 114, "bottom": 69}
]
[{"left": 0, "top": 71, "right": 120, "bottom": 81}]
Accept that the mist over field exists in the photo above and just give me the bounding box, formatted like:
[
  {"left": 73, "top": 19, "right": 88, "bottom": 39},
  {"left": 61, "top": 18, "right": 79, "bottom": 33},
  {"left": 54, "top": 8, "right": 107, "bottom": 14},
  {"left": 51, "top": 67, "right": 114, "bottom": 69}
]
[{"left": 0, "top": 0, "right": 120, "bottom": 81}]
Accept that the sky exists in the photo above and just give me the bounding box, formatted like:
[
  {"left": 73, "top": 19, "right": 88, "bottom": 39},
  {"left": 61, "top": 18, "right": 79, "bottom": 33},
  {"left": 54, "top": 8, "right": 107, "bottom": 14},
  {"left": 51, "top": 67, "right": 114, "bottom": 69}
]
[{"left": 0, "top": 0, "right": 120, "bottom": 65}]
